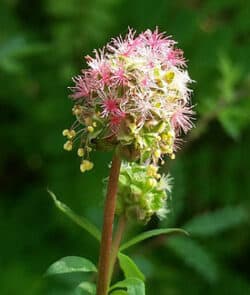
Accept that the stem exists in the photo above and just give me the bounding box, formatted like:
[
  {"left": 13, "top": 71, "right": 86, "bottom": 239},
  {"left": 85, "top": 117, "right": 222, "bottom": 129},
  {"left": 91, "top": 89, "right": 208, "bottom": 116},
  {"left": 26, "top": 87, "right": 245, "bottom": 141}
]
[
  {"left": 108, "top": 215, "right": 127, "bottom": 285},
  {"left": 96, "top": 153, "right": 122, "bottom": 295}
]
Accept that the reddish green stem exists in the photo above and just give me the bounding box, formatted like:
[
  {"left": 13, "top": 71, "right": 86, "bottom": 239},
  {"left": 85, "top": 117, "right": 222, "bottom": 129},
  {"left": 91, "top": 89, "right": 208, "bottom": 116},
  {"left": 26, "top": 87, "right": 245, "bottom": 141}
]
[
  {"left": 96, "top": 153, "right": 122, "bottom": 295},
  {"left": 108, "top": 215, "right": 127, "bottom": 285}
]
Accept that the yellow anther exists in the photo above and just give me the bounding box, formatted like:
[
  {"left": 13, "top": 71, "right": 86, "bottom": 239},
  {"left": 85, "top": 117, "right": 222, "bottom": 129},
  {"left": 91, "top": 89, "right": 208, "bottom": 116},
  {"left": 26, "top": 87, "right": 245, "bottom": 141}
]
[
  {"left": 62, "top": 129, "right": 69, "bottom": 136},
  {"left": 162, "top": 131, "right": 174, "bottom": 142},
  {"left": 93, "top": 122, "right": 97, "bottom": 127},
  {"left": 87, "top": 126, "right": 94, "bottom": 133},
  {"left": 154, "top": 149, "right": 161, "bottom": 159},
  {"left": 153, "top": 67, "right": 160, "bottom": 78},
  {"left": 155, "top": 78, "right": 163, "bottom": 88},
  {"left": 63, "top": 140, "right": 73, "bottom": 151},
  {"left": 170, "top": 153, "right": 176, "bottom": 160},
  {"left": 72, "top": 105, "right": 82, "bottom": 115},
  {"left": 156, "top": 173, "right": 161, "bottom": 179},
  {"left": 77, "top": 148, "right": 84, "bottom": 157},
  {"left": 161, "top": 134, "right": 169, "bottom": 142},
  {"left": 161, "top": 145, "right": 172, "bottom": 154},
  {"left": 163, "top": 71, "right": 175, "bottom": 83},
  {"left": 167, "top": 130, "right": 174, "bottom": 137},
  {"left": 146, "top": 165, "right": 158, "bottom": 177},
  {"left": 80, "top": 160, "right": 94, "bottom": 173},
  {"left": 62, "top": 129, "right": 76, "bottom": 139},
  {"left": 155, "top": 102, "right": 161, "bottom": 108},
  {"left": 68, "top": 129, "right": 76, "bottom": 139}
]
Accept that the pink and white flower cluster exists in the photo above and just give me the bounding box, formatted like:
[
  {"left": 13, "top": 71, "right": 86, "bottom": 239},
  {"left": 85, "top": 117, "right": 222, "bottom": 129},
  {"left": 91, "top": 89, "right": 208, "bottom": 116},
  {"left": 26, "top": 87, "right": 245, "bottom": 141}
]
[{"left": 63, "top": 28, "right": 194, "bottom": 172}]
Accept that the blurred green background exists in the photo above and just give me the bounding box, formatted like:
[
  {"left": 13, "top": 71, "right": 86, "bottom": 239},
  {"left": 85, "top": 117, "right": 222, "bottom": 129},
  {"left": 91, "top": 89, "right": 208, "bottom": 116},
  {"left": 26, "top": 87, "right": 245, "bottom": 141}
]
[{"left": 1, "top": 0, "right": 250, "bottom": 294}]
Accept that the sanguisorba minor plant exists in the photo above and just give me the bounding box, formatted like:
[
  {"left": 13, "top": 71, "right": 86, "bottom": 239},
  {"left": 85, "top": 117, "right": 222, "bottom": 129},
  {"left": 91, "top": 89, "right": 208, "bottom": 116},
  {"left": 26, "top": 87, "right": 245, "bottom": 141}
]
[{"left": 47, "top": 28, "right": 194, "bottom": 295}]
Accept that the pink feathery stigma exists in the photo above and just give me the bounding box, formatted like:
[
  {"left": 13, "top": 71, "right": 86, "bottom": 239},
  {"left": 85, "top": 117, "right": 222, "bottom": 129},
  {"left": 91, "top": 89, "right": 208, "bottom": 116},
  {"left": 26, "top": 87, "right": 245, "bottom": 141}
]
[
  {"left": 140, "top": 28, "right": 171, "bottom": 49},
  {"left": 167, "top": 48, "right": 186, "bottom": 66},
  {"left": 69, "top": 76, "right": 89, "bottom": 99},
  {"left": 98, "top": 65, "right": 111, "bottom": 86},
  {"left": 111, "top": 67, "right": 128, "bottom": 86},
  {"left": 121, "top": 28, "right": 142, "bottom": 57},
  {"left": 86, "top": 50, "right": 112, "bottom": 86},
  {"left": 173, "top": 137, "right": 184, "bottom": 152},
  {"left": 171, "top": 105, "right": 195, "bottom": 134},
  {"left": 141, "top": 77, "right": 150, "bottom": 87},
  {"left": 91, "top": 63, "right": 111, "bottom": 87},
  {"left": 107, "top": 29, "right": 143, "bottom": 57},
  {"left": 126, "top": 37, "right": 143, "bottom": 55},
  {"left": 101, "top": 98, "right": 120, "bottom": 117}
]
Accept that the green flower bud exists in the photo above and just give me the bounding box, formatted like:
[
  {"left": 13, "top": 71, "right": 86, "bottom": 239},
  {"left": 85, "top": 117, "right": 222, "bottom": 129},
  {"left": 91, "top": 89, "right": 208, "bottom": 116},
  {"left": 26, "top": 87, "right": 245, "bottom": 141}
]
[{"left": 116, "top": 162, "right": 172, "bottom": 224}]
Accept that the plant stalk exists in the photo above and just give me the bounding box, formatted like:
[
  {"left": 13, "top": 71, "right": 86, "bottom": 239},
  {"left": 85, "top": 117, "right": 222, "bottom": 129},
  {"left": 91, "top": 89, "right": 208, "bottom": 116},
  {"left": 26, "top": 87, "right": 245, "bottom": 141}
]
[
  {"left": 108, "top": 215, "right": 127, "bottom": 285},
  {"left": 96, "top": 153, "right": 122, "bottom": 295}
]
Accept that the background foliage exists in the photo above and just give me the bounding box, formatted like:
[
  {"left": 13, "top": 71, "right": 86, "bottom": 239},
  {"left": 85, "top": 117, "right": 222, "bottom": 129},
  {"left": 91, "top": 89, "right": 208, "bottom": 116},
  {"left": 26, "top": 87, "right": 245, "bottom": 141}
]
[{"left": 1, "top": 0, "right": 250, "bottom": 294}]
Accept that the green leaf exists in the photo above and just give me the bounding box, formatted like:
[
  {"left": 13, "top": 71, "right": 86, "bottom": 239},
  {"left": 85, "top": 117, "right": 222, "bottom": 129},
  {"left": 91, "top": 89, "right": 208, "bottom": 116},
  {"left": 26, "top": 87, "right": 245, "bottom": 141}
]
[
  {"left": 183, "top": 206, "right": 248, "bottom": 237},
  {"left": 120, "top": 228, "right": 188, "bottom": 251},
  {"left": 167, "top": 236, "right": 218, "bottom": 283},
  {"left": 47, "top": 189, "right": 101, "bottom": 241},
  {"left": 118, "top": 253, "right": 145, "bottom": 281},
  {"left": 75, "top": 282, "right": 96, "bottom": 295},
  {"left": 46, "top": 256, "right": 97, "bottom": 276},
  {"left": 110, "top": 278, "right": 145, "bottom": 295}
]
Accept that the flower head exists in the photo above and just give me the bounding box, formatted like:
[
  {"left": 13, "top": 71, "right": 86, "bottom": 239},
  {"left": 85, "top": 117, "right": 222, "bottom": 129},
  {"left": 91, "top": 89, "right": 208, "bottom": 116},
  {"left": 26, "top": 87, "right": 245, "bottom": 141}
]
[{"left": 64, "top": 28, "right": 195, "bottom": 172}]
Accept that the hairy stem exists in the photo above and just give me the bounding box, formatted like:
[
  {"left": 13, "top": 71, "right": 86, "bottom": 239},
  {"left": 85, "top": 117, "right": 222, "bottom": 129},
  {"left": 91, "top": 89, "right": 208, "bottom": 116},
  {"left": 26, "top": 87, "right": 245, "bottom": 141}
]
[
  {"left": 108, "top": 215, "right": 127, "bottom": 285},
  {"left": 96, "top": 153, "right": 122, "bottom": 295}
]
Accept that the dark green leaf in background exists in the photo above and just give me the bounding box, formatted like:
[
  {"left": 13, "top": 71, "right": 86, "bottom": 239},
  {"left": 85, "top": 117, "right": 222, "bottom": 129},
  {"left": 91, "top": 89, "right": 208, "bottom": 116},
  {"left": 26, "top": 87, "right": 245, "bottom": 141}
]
[
  {"left": 167, "top": 237, "right": 218, "bottom": 283},
  {"left": 183, "top": 206, "right": 248, "bottom": 237}
]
